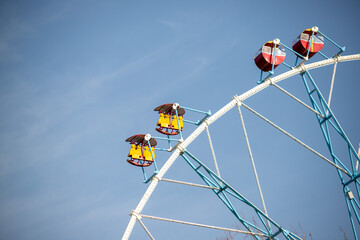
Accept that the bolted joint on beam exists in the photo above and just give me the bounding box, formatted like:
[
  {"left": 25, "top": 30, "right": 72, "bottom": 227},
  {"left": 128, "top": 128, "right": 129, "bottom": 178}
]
[
  {"left": 344, "top": 186, "right": 355, "bottom": 200},
  {"left": 130, "top": 210, "right": 142, "bottom": 220},
  {"left": 202, "top": 118, "right": 211, "bottom": 127},
  {"left": 347, "top": 190, "right": 355, "bottom": 200},
  {"left": 348, "top": 191, "right": 355, "bottom": 200},
  {"left": 232, "top": 95, "right": 242, "bottom": 106},
  {"left": 152, "top": 175, "right": 162, "bottom": 182},
  {"left": 176, "top": 144, "right": 186, "bottom": 154},
  {"left": 333, "top": 54, "right": 341, "bottom": 62},
  {"left": 320, "top": 114, "right": 332, "bottom": 124},
  {"left": 298, "top": 63, "right": 307, "bottom": 75},
  {"left": 215, "top": 185, "right": 228, "bottom": 195}
]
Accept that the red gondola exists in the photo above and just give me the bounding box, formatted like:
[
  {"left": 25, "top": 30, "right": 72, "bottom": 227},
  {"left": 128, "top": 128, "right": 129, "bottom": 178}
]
[
  {"left": 254, "top": 39, "right": 286, "bottom": 72},
  {"left": 126, "top": 134, "right": 157, "bottom": 167},
  {"left": 292, "top": 27, "right": 324, "bottom": 59},
  {"left": 154, "top": 103, "right": 185, "bottom": 135}
]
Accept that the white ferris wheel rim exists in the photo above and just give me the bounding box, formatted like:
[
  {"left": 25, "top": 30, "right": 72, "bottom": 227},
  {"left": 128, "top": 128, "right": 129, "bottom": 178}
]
[{"left": 122, "top": 53, "right": 360, "bottom": 240}]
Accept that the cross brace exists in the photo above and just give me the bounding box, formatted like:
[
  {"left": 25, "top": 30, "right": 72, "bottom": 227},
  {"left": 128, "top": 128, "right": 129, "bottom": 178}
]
[
  {"left": 181, "top": 150, "right": 302, "bottom": 240},
  {"left": 301, "top": 68, "right": 360, "bottom": 240}
]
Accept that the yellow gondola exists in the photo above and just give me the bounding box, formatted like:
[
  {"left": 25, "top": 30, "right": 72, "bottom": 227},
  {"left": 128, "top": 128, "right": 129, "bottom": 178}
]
[
  {"left": 125, "top": 134, "right": 157, "bottom": 167},
  {"left": 154, "top": 103, "right": 185, "bottom": 135}
]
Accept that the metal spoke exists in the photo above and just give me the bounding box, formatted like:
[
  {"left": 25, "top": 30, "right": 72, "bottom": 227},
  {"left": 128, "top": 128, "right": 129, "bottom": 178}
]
[
  {"left": 137, "top": 218, "right": 155, "bottom": 240},
  {"left": 140, "top": 214, "right": 267, "bottom": 237},
  {"left": 236, "top": 101, "right": 270, "bottom": 228},
  {"left": 160, "top": 177, "right": 220, "bottom": 190},
  {"left": 241, "top": 102, "right": 350, "bottom": 176},
  {"left": 271, "top": 82, "right": 324, "bottom": 118},
  {"left": 326, "top": 61, "right": 338, "bottom": 115},
  {"left": 205, "top": 125, "right": 221, "bottom": 177}
]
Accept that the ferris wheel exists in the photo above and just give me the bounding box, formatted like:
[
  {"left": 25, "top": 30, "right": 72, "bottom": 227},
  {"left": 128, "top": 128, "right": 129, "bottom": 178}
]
[{"left": 121, "top": 27, "right": 360, "bottom": 240}]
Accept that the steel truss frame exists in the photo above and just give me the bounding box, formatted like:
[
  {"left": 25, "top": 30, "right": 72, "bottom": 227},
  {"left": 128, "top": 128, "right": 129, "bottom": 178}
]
[
  {"left": 181, "top": 150, "right": 302, "bottom": 240},
  {"left": 301, "top": 68, "right": 360, "bottom": 239}
]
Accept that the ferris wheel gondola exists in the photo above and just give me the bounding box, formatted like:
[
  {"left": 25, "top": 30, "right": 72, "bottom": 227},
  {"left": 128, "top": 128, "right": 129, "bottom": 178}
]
[
  {"left": 292, "top": 27, "right": 324, "bottom": 59},
  {"left": 154, "top": 103, "right": 185, "bottom": 136},
  {"left": 126, "top": 134, "right": 157, "bottom": 167},
  {"left": 254, "top": 39, "right": 286, "bottom": 72}
]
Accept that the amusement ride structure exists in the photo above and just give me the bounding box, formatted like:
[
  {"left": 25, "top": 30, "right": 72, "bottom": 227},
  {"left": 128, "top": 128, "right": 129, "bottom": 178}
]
[{"left": 122, "top": 27, "right": 360, "bottom": 239}]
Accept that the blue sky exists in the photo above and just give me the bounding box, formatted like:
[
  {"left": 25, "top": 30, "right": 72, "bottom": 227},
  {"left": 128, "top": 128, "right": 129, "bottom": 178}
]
[{"left": 0, "top": 0, "right": 359, "bottom": 239}]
